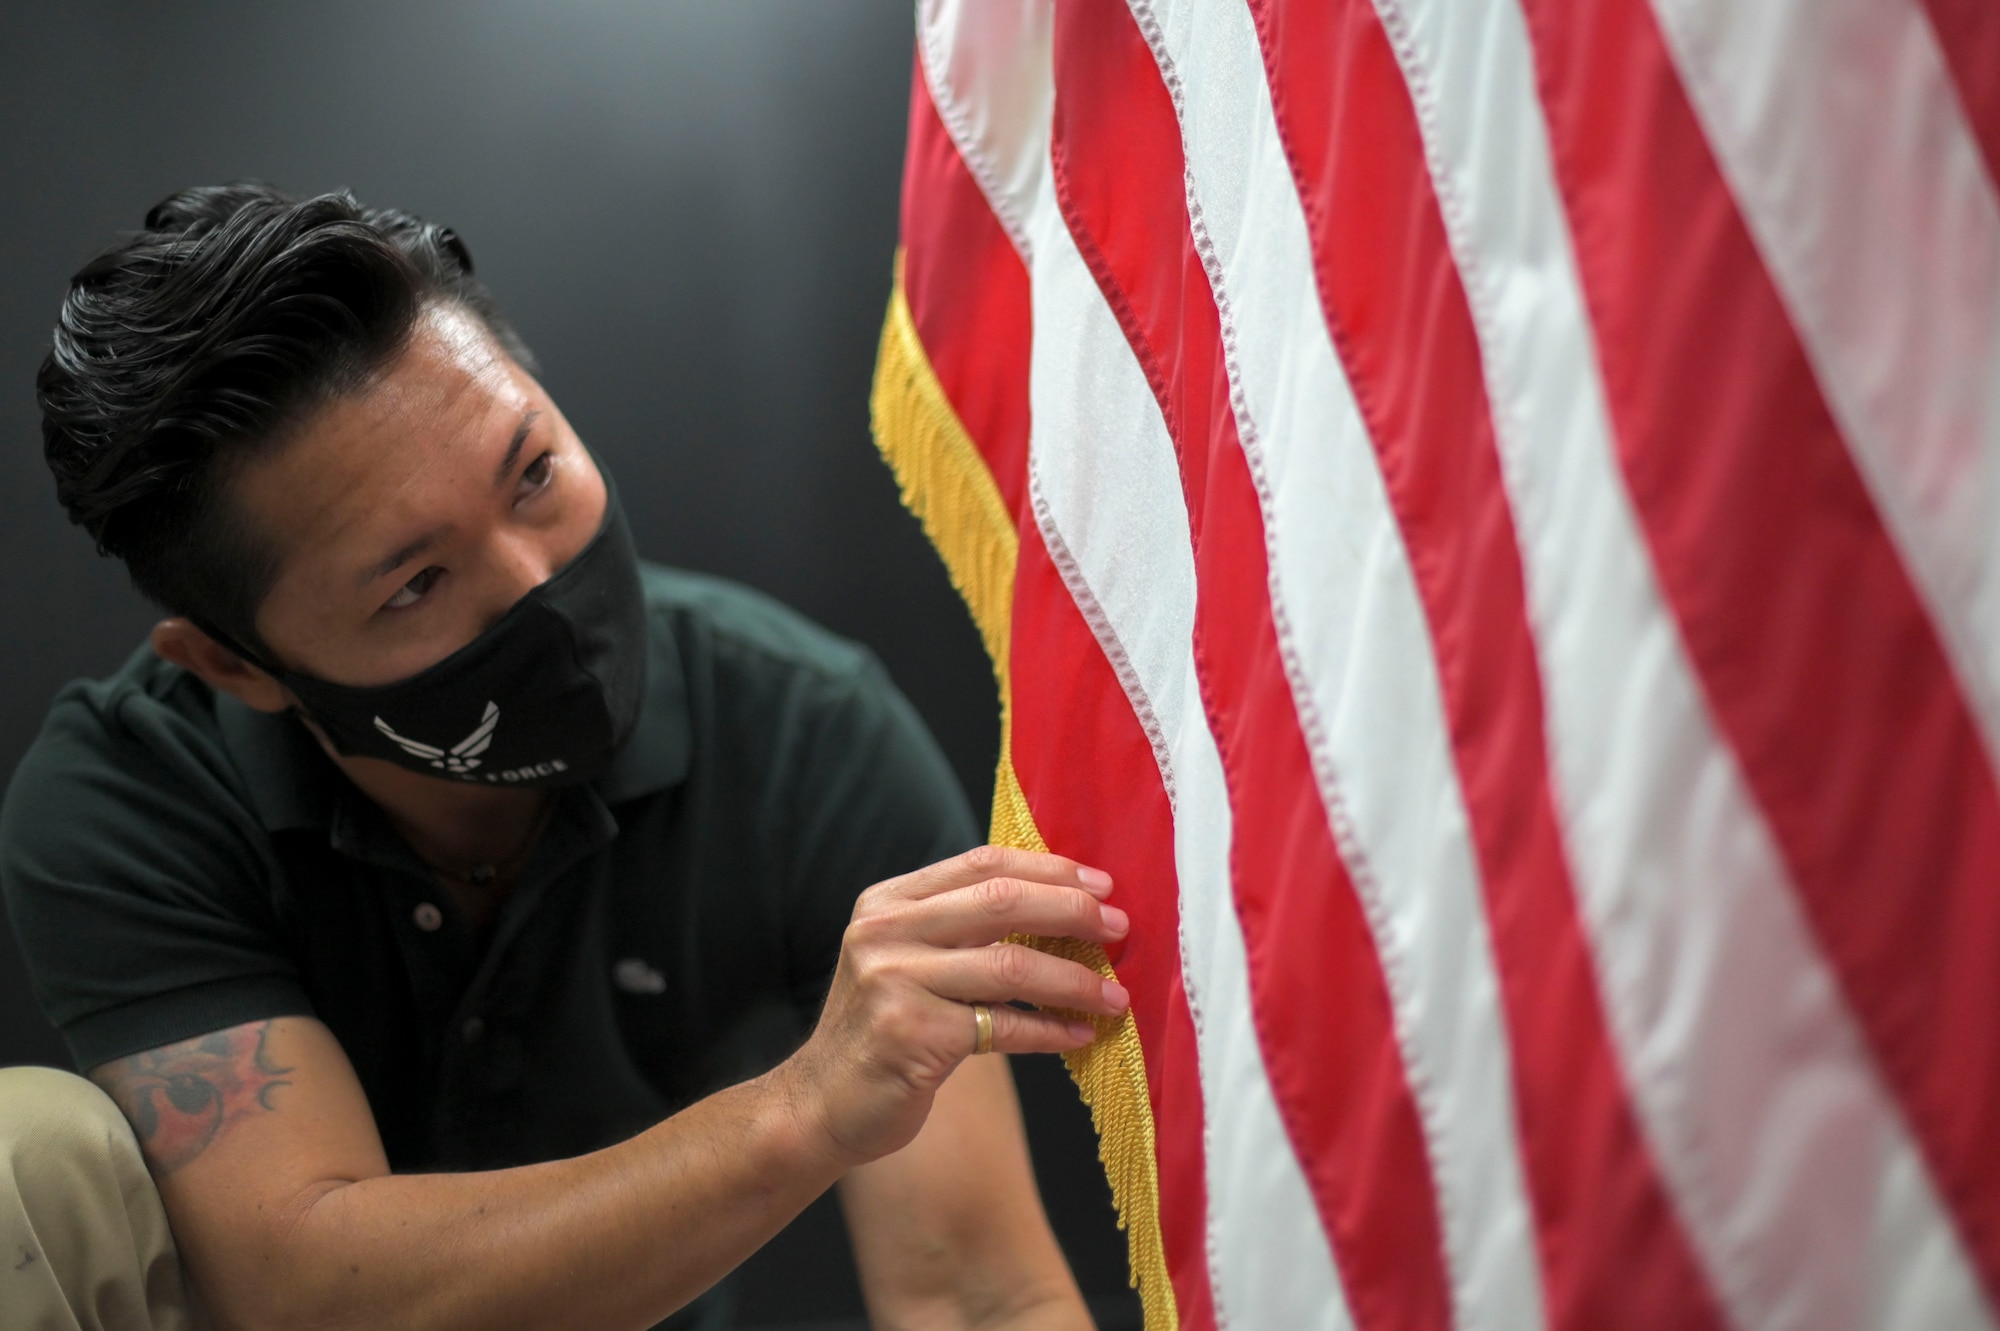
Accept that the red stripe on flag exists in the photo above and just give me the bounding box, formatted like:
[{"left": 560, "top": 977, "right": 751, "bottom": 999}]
[
  {"left": 897, "top": 55, "right": 1218, "bottom": 1329},
  {"left": 1010, "top": 517, "right": 1218, "bottom": 1331},
  {"left": 1247, "top": 1, "right": 1729, "bottom": 1327},
  {"left": 899, "top": 56, "right": 1034, "bottom": 520},
  {"left": 1517, "top": 0, "right": 2000, "bottom": 1305},
  {"left": 1920, "top": 0, "right": 2000, "bottom": 191},
  {"left": 1050, "top": 7, "right": 1454, "bottom": 1329}
]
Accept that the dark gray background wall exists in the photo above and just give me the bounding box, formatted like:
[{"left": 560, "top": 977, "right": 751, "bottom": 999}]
[{"left": 0, "top": 5, "right": 1136, "bottom": 1326}]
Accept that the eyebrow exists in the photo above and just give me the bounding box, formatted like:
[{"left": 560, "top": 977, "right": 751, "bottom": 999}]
[
  {"left": 354, "top": 409, "right": 542, "bottom": 590},
  {"left": 493, "top": 409, "right": 540, "bottom": 488},
  {"left": 358, "top": 529, "right": 447, "bottom": 590}
]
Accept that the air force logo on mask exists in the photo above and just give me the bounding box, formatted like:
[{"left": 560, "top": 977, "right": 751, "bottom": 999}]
[
  {"left": 374, "top": 700, "right": 499, "bottom": 774},
  {"left": 371, "top": 703, "right": 573, "bottom": 783}
]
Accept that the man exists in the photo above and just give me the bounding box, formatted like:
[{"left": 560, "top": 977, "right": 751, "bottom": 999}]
[{"left": 0, "top": 184, "right": 1131, "bottom": 1330}]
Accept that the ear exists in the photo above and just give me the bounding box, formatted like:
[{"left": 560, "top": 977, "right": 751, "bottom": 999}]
[{"left": 150, "top": 619, "right": 293, "bottom": 714}]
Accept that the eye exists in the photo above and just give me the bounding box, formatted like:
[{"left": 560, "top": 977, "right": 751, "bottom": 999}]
[
  {"left": 516, "top": 450, "right": 555, "bottom": 499},
  {"left": 383, "top": 566, "right": 443, "bottom": 611}
]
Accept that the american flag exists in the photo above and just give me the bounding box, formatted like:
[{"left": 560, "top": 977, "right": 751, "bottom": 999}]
[{"left": 870, "top": 1, "right": 2000, "bottom": 1327}]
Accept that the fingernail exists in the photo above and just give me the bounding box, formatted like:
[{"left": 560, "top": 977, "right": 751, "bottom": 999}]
[
  {"left": 1101, "top": 905, "right": 1130, "bottom": 936},
  {"left": 1078, "top": 866, "right": 1113, "bottom": 893},
  {"left": 1069, "top": 1021, "right": 1098, "bottom": 1043},
  {"left": 1102, "top": 979, "right": 1131, "bottom": 1011}
]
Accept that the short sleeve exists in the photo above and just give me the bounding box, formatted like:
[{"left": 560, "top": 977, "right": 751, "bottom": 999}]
[{"left": 0, "top": 677, "right": 312, "bottom": 1070}]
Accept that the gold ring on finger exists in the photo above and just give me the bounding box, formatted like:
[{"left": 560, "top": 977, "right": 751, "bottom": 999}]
[{"left": 971, "top": 1002, "right": 995, "bottom": 1056}]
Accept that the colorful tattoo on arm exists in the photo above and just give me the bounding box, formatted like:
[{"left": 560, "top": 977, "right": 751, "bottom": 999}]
[{"left": 93, "top": 1020, "right": 295, "bottom": 1176}]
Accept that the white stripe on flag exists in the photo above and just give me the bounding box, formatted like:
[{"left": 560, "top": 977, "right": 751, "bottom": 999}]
[
  {"left": 1646, "top": 0, "right": 2000, "bottom": 767},
  {"left": 1131, "top": 3, "right": 1549, "bottom": 1329},
  {"left": 914, "top": 0, "right": 1052, "bottom": 261},
  {"left": 917, "top": 2, "right": 1352, "bottom": 1322},
  {"left": 1373, "top": 0, "right": 1995, "bottom": 1323},
  {"left": 1024, "top": 184, "right": 1354, "bottom": 1331}
]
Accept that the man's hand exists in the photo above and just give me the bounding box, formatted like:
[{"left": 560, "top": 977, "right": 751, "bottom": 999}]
[{"left": 781, "top": 845, "right": 1130, "bottom": 1166}]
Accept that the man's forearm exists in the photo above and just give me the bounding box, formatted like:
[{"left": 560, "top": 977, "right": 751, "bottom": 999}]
[
  {"left": 218, "top": 1069, "right": 842, "bottom": 1331},
  {"left": 133, "top": 849, "right": 1129, "bottom": 1331},
  {"left": 840, "top": 1056, "right": 1092, "bottom": 1331}
]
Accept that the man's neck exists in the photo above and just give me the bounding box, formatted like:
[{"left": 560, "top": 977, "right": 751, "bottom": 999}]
[
  {"left": 289, "top": 710, "right": 551, "bottom": 868},
  {"left": 335, "top": 752, "right": 551, "bottom": 872}
]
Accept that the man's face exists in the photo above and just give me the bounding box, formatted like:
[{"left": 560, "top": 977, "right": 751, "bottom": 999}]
[{"left": 235, "top": 303, "right": 608, "bottom": 689}]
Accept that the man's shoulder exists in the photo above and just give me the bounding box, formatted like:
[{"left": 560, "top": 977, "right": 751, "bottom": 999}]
[
  {"left": 0, "top": 637, "right": 268, "bottom": 891},
  {"left": 2, "top": 644, "right": 300, "bottom": 1070},
  {"left": 639, "top": 563, "right": 877, "bottom": 687},
  {"left": 11, "top": 641, "right": 228, "bottom": 792}
]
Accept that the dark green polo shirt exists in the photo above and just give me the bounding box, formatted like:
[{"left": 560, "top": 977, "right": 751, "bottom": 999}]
[{"left": 1, "top": 563, "right": 979, "bottom": 1174}]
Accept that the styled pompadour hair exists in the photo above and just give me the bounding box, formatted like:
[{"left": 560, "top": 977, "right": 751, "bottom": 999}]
[{"left": 37, "top": 182, "right": 536, "bottom": 651}]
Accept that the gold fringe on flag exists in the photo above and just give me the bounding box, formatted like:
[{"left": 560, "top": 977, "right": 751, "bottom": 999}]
[{"left": 870, "top": 252, "right": 1177, "bottom": 1331}]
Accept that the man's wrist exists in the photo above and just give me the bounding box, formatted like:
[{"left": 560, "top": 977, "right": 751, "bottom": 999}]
[{"left": 754, "top": 1045, "right": 864, "bottom": 1177}]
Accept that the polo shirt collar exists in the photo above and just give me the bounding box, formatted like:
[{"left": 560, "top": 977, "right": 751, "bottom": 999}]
[
  {"left": 214, "top": 691, "right": 338, "bottom": 832},
  {"left": 594, "top": 609, "right": 692, "bottom": 804},
  {"left": 214, "top": 607, "right": 692, "bottom": 831}
]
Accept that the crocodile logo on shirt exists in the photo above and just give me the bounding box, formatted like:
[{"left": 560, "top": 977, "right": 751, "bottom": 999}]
[
  {"left": 373, "top": 701, "right": 499, "bottom": 774},
  {"left": 613, "top": 957, "right": 668, "bottom": 995}
]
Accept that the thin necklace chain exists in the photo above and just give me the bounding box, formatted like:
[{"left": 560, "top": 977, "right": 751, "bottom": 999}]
[{"left": 413, "top": 797, "right": 557, "bottom": 887}]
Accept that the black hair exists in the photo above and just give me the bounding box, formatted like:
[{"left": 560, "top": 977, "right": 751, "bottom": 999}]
[{"left": 36, "top": 181, "right": 537, "bottom": 654}]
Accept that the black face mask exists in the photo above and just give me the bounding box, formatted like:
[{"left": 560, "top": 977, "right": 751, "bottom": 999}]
[{"left": 252, "top": 483, "right": 648, "bottom": 789}]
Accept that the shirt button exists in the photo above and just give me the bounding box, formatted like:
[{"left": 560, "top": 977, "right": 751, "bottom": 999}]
[
  {"left": 413, "top": 902, "right": 444, "bottom": 932},
  {"left": 461, "top": 1016, "right": 485, "bottom": 1044}
]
